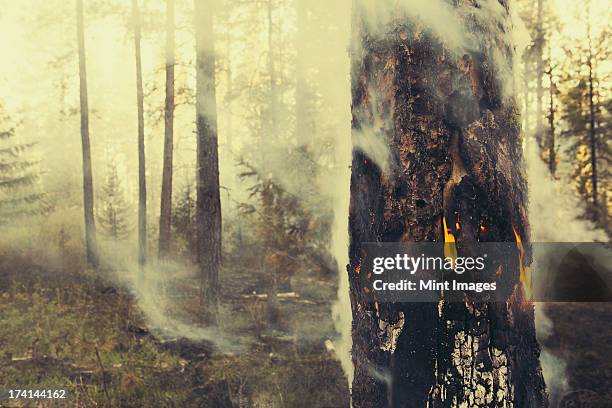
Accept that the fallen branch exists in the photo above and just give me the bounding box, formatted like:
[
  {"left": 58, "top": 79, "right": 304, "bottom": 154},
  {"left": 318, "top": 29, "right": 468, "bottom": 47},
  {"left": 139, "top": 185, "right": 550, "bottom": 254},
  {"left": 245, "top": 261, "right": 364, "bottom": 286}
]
[{"left": 240, "top": 291, "right": 299, "bottom": 300}]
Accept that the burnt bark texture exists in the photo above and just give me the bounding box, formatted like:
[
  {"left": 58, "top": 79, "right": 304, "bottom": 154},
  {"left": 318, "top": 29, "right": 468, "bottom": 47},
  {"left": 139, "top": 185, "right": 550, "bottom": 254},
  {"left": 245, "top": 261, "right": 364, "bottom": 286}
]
[
  {"left": 348, "top": 1, "right": 548, "bottom": 407},
  {"left": 76, "top": 0, "right": 98, "bottom": 268},
  {"left": 194, "top": 0, "right": 222, "bottom": 318},
  {"left": 132, "top": 0, "right": 147, "bottom": 274},
  {"left": 159, "top": 0, "right": 175, "bottom": 257}
]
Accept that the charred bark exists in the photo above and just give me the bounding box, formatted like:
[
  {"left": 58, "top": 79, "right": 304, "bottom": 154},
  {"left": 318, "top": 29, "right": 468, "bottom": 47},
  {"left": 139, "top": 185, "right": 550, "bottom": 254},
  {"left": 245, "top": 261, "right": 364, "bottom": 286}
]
[
  {"left": 76, "top": 0, "right": 98, "bottom": 268},
  {"left": 194, "top": 0, "right": 222, "bottom": 319},
  {"left": 132, "top": 0, "right": 147, "bottom": 274},
  {"left": 159, "top": 0, "right": 175, "bottom": 257},
  {"left": 348, "top": 1, "right": 548, "bottom": 407}
]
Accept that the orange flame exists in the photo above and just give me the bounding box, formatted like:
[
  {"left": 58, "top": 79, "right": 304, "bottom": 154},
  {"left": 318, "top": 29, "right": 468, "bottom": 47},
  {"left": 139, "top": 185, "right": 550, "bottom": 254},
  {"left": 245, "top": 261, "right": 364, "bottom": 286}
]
[
  {"left": 512, "top": 226, "right": 531, "bottom": 298},
  {"left": 443, "top": 216, "right": 457, "bottom": 261}
]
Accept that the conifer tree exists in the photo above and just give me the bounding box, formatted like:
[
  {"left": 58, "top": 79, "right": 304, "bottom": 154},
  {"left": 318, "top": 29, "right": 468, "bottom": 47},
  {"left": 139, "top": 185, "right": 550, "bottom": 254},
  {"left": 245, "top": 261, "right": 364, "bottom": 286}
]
[
  {"left": 97, "top": 162, "right": 132, "bottom": 241},
  {"left": 0, "top": 107, "right": 49, "bottom": 225}
]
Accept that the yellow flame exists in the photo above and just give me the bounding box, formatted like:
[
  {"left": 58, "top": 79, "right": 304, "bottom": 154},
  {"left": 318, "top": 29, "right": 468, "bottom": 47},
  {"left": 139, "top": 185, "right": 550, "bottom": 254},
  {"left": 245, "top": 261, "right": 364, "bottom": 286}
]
[
  {"left": 512, "top": 226, "right": 531, "bottom": 298},
  {"left": 443, "top": 216, "right": 457, "bottom": 261}
]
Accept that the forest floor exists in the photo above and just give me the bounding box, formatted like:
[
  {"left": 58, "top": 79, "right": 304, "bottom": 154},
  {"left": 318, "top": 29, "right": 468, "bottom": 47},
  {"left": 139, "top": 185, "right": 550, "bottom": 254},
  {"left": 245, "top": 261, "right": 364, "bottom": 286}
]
[
  {"left": 542, "top": 303, "right": 612, "bottom": 407},
  {"left": 1, "top": 251, "right": 611, "bottom": 407},
  {"left": 0, "top": 251, "right": 349, "bottom": 408}
]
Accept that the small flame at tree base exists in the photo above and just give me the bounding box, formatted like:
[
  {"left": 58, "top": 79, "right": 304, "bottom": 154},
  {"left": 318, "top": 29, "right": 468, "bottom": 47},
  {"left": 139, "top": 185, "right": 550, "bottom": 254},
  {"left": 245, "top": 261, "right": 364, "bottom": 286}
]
[{"left": 512, "top": 226, "right": 532, "bottom": 299}]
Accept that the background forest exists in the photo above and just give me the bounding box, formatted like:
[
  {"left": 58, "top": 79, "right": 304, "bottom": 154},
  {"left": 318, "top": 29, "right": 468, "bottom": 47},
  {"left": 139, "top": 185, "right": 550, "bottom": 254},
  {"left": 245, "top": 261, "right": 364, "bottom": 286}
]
[{"left": 0, "top": 0, "right": 610, "bottom": 407}]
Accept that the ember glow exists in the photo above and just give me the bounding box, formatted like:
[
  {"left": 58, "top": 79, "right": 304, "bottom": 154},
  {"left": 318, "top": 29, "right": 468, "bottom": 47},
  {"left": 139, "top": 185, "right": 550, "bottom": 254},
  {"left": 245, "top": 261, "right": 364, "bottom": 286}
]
[
  {"left": 442, "top": 215, "right": 458, "bottom": 261},
  {"left": 512, "top": 226, "right": 531, "bottom": 298}
]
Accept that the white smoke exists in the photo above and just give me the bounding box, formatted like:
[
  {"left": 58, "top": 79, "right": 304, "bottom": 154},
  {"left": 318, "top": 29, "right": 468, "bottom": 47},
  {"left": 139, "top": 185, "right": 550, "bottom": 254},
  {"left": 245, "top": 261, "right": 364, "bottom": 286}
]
[
  {"left": 526, "top": 133, "right": 608, "bottom": 401},
  {"left": 330, "top": 126, "right": 354, "bottom": 388},
  {"left": 527, "top": 142, "right": 607, "bottom": 243},
  {"left": 101, "top": 242, "right": 248, "bottom": 352}
]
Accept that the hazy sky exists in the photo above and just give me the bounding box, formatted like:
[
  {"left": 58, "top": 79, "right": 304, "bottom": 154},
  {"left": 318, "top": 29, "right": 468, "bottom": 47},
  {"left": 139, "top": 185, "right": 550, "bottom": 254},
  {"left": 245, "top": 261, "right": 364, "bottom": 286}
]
[{"left": 0, "top": 0, "right": 607, "bottom": 209}]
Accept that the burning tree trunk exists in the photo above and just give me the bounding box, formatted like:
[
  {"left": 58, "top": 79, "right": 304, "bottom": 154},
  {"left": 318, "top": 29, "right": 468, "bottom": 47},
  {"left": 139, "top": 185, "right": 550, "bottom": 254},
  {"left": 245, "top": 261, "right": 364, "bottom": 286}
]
[
  {"left": 132, "top": 0, "right": 147, "bottom": 274},
  {"left": 76, "top": 0, "right": 98, "bottom": 268},
  {"left": 159, "top": 0, "right": 175, "bottom": 257},
  {"left": 348, "top": 1, "right": 548, "bottom": 407},
  {"left": 194, "top": 0, "right": 221, "bottom": 318}
]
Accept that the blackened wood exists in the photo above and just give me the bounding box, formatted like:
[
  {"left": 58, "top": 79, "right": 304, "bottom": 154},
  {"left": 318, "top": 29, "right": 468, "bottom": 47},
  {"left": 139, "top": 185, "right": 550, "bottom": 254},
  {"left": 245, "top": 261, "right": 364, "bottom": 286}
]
[{"left": 348, "top": 1, "right": 548, "bottom": 406}]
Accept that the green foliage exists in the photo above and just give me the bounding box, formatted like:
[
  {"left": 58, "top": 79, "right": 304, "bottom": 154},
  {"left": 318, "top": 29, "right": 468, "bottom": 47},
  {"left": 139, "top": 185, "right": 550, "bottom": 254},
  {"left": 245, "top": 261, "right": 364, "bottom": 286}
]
[
  {"left": 203, "top": 352, "right": 348, "bottom": 408},
  {"left": 559, "top": 28, "right": 612, "bottom": 226},
  {"left": 237, "top": 153, "right": 333, "bottom": 289},
  {"left": 0, "top": 105, "right": 50, "bottom": 225},
  {"left": 171, "top": 182, "right": 198, "bottom": 259},
  {"left": 0, "top": 279, "right": 190, "bottom": 407},
  {"left": 97, "top": 161, "right": 133, "bottom": 240},
  {"left": 0, "top": 254, "right": 349, "bottom": 407}
]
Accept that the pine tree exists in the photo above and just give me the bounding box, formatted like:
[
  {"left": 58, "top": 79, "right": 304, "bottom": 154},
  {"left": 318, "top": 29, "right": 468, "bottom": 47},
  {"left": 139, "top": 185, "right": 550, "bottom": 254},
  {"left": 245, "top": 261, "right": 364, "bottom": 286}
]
[
  {"left": 171, "top": 182, "right": 197, "bottom": 259},
  {"left": 195, "top": 0, "right": 222, "bottom": 318},
  {"left": 97, "top": 162, "right": 132, "bottom": 241},
  {"left": 237, "top": 156, "right": 329, "bottom": 324},
  {"left": 559, "top": 11, "right": 611, "bottom": 226},
  {"left": 0, "top": 107, "right": 49, "bottom": 225},
  {"left": 76, "top": 0, "right": 99, "bottom": 267},
  {"left": 132, "top": 0, "right": 147, "bottom": 273},
  {"left": 159, "top": 0, "right": 175, "bottom": 258}
]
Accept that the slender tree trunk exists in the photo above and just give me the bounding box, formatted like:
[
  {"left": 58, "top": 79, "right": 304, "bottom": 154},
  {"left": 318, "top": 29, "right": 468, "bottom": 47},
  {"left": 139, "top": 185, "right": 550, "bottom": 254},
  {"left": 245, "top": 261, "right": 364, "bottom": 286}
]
[
  {"left": 132, "top": 0, "right": 147, "bottom": 275},
  {"left": 586, "top": 9, "right": 599, "bottom": 215},
  {"left": 267, "top": 0, "right": 278, "bottom": 144},
  {"left": 524, "top": 58, "right": 531, "bottom": 137},
  {"left": 76, "top": 0, "right": 98, "bottom": 268},
  {"left": 535, "top": 0, "right": 544, "bottom": 146},
  {"left": 295, "top": 0, "right": 309, "bottom": 147},
  {"left": 348, "top": 2, "right": 547, "bottom": 407},
  {"left": 194, "top": 0, "right": 222, "bottom": 319},
  {"left": 225, "top": 37, "right": 233, "bottom": 153},
  {"left": 546, "top": 53, "right": 556, "bottom": 177},
  {"left": 159, "top": 0, "right": 175, "bottom": 257}
]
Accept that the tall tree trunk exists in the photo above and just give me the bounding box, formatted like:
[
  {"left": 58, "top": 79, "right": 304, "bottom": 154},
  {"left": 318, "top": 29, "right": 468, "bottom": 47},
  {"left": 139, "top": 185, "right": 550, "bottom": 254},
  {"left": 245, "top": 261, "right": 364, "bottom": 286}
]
[
  {"left": 267, "top": 0, "right": 278, "bottom": 146},
  {"left": 132, "top": 0, "right": 147, "bottom": 276},
  {"left": 225, "top": 36, "right": 233, "bottom": 153},
  {"left": 159, "top": 0, "right": 175, "bottom": 257},
  {"left": 194, "top": 0, "right": 222, "bottom": 319},
  {"left": 76, "top": 0, "right": 98, "bottom": 268},
  {"left": 546, "top": 49, "right": 556, "bottom": 177},
  {"left": 523, "top": 58, "right": 531, "bottom": 137},
  {"left": 348, "top": 2, "right": 547, "bottom": 407},
  {"left": 535, "top": 0, "right": 544, "bottom": 146},
  {"left": 586, "top": 5, "right": 599, "bottom": 215},
  {"left": 295, "top": 0, "right": 309, "bottom": 147}
]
